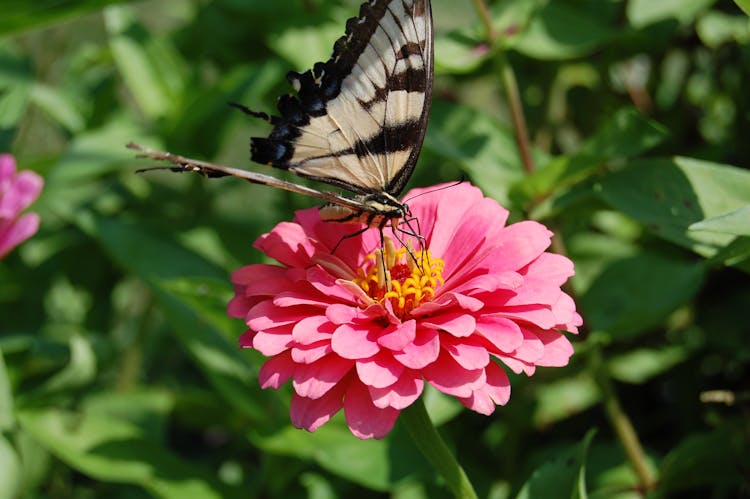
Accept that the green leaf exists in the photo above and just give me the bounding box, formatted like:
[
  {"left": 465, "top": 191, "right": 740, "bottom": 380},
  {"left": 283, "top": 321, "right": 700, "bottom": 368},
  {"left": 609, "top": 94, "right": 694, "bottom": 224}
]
[
  {"left": 105, "top": 6, "right": 186, "bottom": 120},
  {"left": 627, "top": 0, "right": 718, "bottom": 28},
  {"left": 77, "top": 214, "right": 270, "bottom": 422},
  {"left": 516, "top": 430, "right": 596, "bottom": 499},
  {"left": 734, "top": 0, "right": 750, "bottom": 15},
  {"left": 521, "top": 108, "right": 668, "bottom": 207},
  {"left": 579, "top": 252, "right": 704, "bottom": 339},
  {"left": 37, "top": 335, "right": 96, "bottom": 394},
  {"left": 29, "top": 82, "right": 85, "bottom": 133},
  {"left": 533, "top": 375, "right": 600, "bottom": 427},
  {"left": 0, "top": 48, "right": 32, "bottom": 130},
  {"left": 17, "top": 407, "right": 242, "bottom": 499},
  {"left": 434, "top": 30, "right": 490, "bottom": 74},
  {"left": 0, "top": 350, "right": 13, "bottom": 431},
  {"left": 425, "top": 100, "right": 534, "bottom": 206},
  {"left": 596, "top": 157, "right": 750, "bottom": 258},
  {"left": 659, "top": 430, "right": 745, "bottom": 493},
  {"left": 254, "top": 422, "right": 396, "bottom": 491},
  {"left": 0, "top": 434, "right": 21, "bottom": 499},
  {"left": 511, "top": 3, "right": 615, "bottom": 60},
  {"left": 689, "top": 204, "right": 750, "bottom": 236},
  {"left": 254, "top": 416, "right": 429, "bottom": 491},
  {"left": 608, "top": 346, "right": 691, "bottom": 384},
  {"left": 268, "top": 20, "right": 343, "bottom": 71},
  {"left": 696, "top": 11, "right": 750, "bottom": 47},
  {"left": 0, "top": 0, "right": 127, "bottom": 37}
]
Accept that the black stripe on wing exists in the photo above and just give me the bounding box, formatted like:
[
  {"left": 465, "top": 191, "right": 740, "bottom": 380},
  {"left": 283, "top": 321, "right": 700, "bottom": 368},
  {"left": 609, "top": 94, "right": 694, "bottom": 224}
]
[{"left": 248, "top": 0, "right": 432, "bottom": 196}]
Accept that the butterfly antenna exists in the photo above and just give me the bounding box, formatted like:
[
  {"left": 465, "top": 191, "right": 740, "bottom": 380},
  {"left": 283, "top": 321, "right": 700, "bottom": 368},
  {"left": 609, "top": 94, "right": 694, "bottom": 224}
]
[{"left": 402, "top": 177, "right": 465, "bottom": 204}]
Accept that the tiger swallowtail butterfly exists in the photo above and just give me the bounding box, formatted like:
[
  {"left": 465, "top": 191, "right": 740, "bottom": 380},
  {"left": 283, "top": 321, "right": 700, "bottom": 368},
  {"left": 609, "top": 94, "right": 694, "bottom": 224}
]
[{"left": 131, "top": 0, "right": 433, "bottom": 237}]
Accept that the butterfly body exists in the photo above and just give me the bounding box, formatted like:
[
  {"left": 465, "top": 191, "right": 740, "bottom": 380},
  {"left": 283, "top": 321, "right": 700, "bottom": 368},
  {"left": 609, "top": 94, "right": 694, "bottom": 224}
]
[{"left": 319, "top": 192, "right": 408, "bottom": 228}]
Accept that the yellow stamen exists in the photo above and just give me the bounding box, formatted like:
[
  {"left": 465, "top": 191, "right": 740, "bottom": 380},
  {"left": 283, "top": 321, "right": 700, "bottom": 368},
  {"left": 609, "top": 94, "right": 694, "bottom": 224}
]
[{"left": 352, "top": 237, "right": 445, "bottom": 319}]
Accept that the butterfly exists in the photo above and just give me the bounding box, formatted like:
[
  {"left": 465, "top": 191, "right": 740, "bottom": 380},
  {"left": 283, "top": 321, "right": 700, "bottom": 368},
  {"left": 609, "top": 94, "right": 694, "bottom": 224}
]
[{"left": 132, "top": 0, "right": 433, "bottom": 241}]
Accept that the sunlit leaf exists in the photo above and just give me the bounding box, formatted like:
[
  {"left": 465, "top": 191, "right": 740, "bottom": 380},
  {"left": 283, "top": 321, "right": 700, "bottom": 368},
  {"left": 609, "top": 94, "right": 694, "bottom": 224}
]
[
  {"left": 0, "top": 0, "right": 127, "bottom": 36},
  {"left": 608, "top": 347, "right": 691, "bottom": 384},
  {"left": 689, "top": 205, "right": 750, "bottom": 236},
  {"left": 0, "top": 434, "right": 21, "bottom": 499},
  {"left": 511, "top": 3, "right": 616, "bottom": 60},
  {"left": 596, "top": 157, "right": 750, "bottom": 258},
  {"left": 627, "top": 0, "right": 718, "bottom": 28},
  {"left": 734, "top": 0, "right": 750, "bottom": 15},
  {"left": 0, "top": 351, "right": 13, "bottom": 431},
  {"left": 533, "top": 375, "right": 600, "bottom": 427},
  {"left": 37, "top": 335, "right": 96, "bottom": 394},
  {"left": 0, "top": 48, "right": 32, "bottom": 130},
  {"left": 105, "top": 5, "right": 186, "bottom": 120}
]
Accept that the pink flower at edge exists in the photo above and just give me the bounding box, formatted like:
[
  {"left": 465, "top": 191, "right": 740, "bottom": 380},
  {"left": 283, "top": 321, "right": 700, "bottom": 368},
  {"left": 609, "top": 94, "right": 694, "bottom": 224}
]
[
  {"left": 229, "top": 183, "right": 582, "bottom": 439},
  {"left": 0, "top": 154, "right": 43, "bottom": 260}
]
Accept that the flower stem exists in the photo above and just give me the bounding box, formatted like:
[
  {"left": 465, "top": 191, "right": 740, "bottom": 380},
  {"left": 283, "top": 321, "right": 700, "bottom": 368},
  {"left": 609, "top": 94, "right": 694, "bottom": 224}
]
[
  {"left": 592, "top": 348, "right": 657, "bottom": 492},
  {"left": 401, "top": 397, "right": 478, "bottom": 499},
  {"left": 471, "top": 0, "right": 536, "bottom": 174}
]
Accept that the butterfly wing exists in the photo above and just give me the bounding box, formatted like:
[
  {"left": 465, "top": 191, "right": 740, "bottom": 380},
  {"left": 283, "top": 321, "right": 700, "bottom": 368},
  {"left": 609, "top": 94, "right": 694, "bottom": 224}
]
[{"left": 251, "top": 0, "right": 433, "bottom": 196}]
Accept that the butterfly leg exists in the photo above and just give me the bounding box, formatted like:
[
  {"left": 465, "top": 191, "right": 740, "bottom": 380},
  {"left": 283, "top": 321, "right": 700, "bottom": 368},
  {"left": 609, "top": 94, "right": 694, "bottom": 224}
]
[{"left": 228, "top": 102, "right": 275, "bottom": 123}]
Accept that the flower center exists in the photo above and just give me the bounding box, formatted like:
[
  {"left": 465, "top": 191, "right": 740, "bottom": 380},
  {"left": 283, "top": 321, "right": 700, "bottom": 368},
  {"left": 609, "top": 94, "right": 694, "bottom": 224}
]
[{"left": 354, "top": 237, "right": 445, "bottom": 318}]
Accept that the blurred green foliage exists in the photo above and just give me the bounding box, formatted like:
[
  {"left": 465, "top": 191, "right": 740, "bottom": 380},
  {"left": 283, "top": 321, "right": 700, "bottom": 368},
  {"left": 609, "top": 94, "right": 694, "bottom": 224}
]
[{"left": 1, "top": 0, "right": 749, "bottom": 497}]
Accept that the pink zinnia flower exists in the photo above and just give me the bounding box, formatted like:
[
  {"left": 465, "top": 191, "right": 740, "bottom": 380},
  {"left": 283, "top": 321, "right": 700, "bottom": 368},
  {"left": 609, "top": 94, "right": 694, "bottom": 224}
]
[
  {"left": 229, "top": 183, "right": 582, "bottom": 439},
  {"left": 0, "top": 154, "right": 43, "bottom": 260}
]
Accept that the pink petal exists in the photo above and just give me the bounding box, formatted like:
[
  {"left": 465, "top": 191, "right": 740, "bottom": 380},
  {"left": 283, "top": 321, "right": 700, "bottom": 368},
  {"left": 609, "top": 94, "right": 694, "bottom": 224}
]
[
  {"left": 436, "top": 197, "right": 509, "bottom": 279},
  {"left": 356, "top": 353, "right": 405, "bottom": 388},
  {"left": 253, "top": 326, "right": 294, "bottom": 356},
  {"left": 0, "top": 170, "right": 43, "bottom": 218},
  {"left": 258, "top": 351, "right": 295, "bottom": 389},
  {"left": 422, "top": 351, "right": 486, "bottom": 398},
  {"left": 238, "top": 329, "right": 256, "bottom": 348},
  {"left": 0, "top": 213, "right": 40, "bottom": 259},
  {"left": 290, "top": 381, "right": 347, "bottom": 432},
  {"left": 476, "top": 315, "right": 524, "bottom": 353},
  {"left": 331, "top": 323, "right": 380, "bottom": 360},
  {"left": 552, "top": 293, "right": 583, "bottom": 333},
  {"left": 291, "top": 341, "right": 332, "bottom": 364},
  {"left": 254, "top": 221, "right": 316, "bottom": 268},
  {"left": 377, "top": 320, "right": 416, "bottom": 351},
  {"left": 487, "top": 221, "right": 552, "bottom": 273},
  {"left": 448, "top": 271, "right": 523, "bottom": 296},
  {"left": 412, "top": 291, "right": 484, "bottom": 315},
  {"left": 443, "top": 338, "right": 490, "bottom": 370},
  {"left": 273, "top": 291, "right": 330, "bottom": 308},
  {"left": 326, "top": 303, "right": 358, "bottom": 324},
  {"left": 459, "top": 362, "right": 510, "bottom": 415},
  {"left": 344, "top": 381, "right": 400, "bottom": 439},
  {"left": 521, "top": 252, "right": 575, "bottom": 283},
  {"left": 392, "top": 327, "right": 439, "bottom": 369},
  {"left": 368, "top": 372, "right": 424, "bottom": 409},
  {"left": 508, "top": 328, "right": 545, "bottom": 363},
  {"left": 306, "top": 266, "right": 358, "bottom": 303},
  {"left": 292, "top": 316, "right": 335, "bottom": 345},
  {"left": 293, "top": 355, "right": 354, "bottom": 399},
  {"left": 246, "top": 300, "right": 309, "bottom": 330},
  {"left": 0, "top": 154, "right": 16, "bottom": 183},
  {"left": 422, "top": 312, "right": 476, "bottom": 337},
  {"left": 495, "top": 305, "right": 557, "bottom": 329},
  {"left": 531, "top": 328, "right": 575, "bottom": 367}
]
